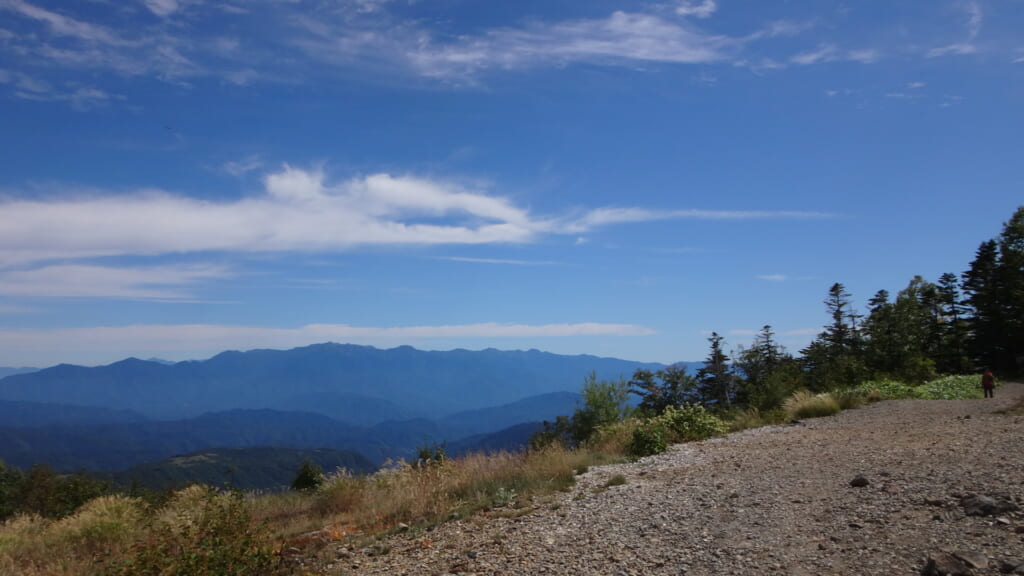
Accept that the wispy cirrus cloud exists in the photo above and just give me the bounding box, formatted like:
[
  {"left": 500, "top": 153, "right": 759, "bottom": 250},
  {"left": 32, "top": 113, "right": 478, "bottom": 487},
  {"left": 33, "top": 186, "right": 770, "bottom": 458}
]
[
  {"left": 756, "top": 274, "right": 787, "bottom": 282},
  {"left": 675, "top": 0, "right": 717, "bottom": 19},
  {"left": 0, "top": 0, "right": 125, "bottom": 44},
  {"left": 0, "top": 166, "right": 834, "bottom": 268},
  {"left": 0, "top": 264, "right": 231, "bottom": 300},
  {"left": 791, "top": 44, "right": 880, "bottom": 65},
  {"left": 564, "top": 206, "right": 832, "bottom": 232},
  {"left": 439, "top": 257, "right": 562, "bottom": 266},
  {"left": 928, "top": 1, "right": 982, "bottom": 57},
  {"left": 347, "top": 10, "right": 739, "bottom": 80}
]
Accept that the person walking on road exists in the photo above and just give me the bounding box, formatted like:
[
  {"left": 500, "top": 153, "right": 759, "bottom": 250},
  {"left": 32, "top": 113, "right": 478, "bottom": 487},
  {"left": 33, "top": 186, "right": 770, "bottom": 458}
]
[{"left": 981, "top": 369, "right": 996, "bottom": 398}]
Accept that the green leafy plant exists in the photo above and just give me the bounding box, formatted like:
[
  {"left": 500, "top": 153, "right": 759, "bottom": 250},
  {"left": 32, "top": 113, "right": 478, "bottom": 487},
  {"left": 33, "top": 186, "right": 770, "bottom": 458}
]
[
  {"left": 106, "top": 489, "right": 282, "bottom": 576},
  {"left": 627, "top": 423, "right": 667, "bottom": 458},
  {"left": 656, "top": 404, "right": 727, "bottom": 442}
]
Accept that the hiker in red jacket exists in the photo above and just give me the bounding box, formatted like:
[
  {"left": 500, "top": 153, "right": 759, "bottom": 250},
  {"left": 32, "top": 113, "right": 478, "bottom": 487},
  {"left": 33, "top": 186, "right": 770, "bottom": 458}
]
[{"left": 981, "top": 369, "right": 996, "bottom": 398}]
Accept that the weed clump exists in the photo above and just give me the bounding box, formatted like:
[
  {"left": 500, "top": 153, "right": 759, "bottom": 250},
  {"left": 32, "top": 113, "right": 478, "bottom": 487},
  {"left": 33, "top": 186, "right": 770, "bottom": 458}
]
[{"left": 783, "top": 390, "right": 841, "bottom": 420}]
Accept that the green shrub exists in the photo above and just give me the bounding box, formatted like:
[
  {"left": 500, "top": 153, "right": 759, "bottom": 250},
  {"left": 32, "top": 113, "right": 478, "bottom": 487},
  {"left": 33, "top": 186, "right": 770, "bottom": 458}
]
[
  {"left": 856, "top": 379, "right": 916, "bottom": 400},
  {"left": 290, "top": 461, "right": 325, "bottom": 492},
  {"left": 657, "top": 404, "right": 727, "bottom": 442},
  {"left": 727, "top": 407, "right": 788, "bottom": 432},
  {"left": 604, "top": 474, "right": 627, "bottom": 488},
  {"left": 856, "top": 374, "right": 982, "bottom": 401},
  {"left": 783, "top": 390, "right": 841, "bottom": 420},
  {"left": 627, "top": 422, "right": 667, "bottom": 458},
  {"left": 831, "top": 388, "right": 866, "bottom": 410},
  {"left": 107, "top": 489, "right": 282, "bottom": 576},
  {"left": 589, "top": 418, "right": 643, "bottom": 455},
  {"left": 51, "top": 495, "right": 143, "bottom": 555},
  {"left": 918, "top": 375, "right": 984, "bottom": 400}
]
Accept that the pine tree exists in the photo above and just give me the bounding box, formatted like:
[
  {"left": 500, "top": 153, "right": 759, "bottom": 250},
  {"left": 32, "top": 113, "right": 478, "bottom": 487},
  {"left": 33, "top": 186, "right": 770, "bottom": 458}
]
[
  {"left": 801, "top": 283, "right": 865, "bottom": 390},
  {"left": 697, "top": 332, "right": 735, "bottom": 408},
  {"left": 936, "top": 272, "right": 970, "bottom": 373},
  {"left": 997, "top": 207, "right": 1024, "bottom": 371},
  {"left": 962, "top": 239, "right": 1005, "bottom": 370}
]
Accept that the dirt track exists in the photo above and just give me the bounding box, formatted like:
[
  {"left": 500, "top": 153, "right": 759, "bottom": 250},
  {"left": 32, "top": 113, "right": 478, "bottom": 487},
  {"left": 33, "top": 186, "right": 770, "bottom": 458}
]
[{"left": 335, "top": 384, "right": 1024, "bottom": 575}]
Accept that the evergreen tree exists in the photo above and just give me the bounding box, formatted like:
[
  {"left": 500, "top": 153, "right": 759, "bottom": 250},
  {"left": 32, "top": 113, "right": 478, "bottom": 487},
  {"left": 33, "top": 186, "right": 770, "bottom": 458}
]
[
  {"left": 735, "top": 326, "right": 799, "bottom": 410},
  {"left": 801, "top": 283, "right": 865, "bottom": 390},
  {"left": 936, "top": 272, "right": 970, "bottom": 373},
  {"left": 628, "top": 365, "right": 698, "bottom": 415},
  {"left": 696, "top": 332, "right": 735, "bottom": 408},
  {"left": 291, "top": 460, "right": 325, "bottom": 491},
  {"left": 962, "top": 239, "right": 1005, "bottom": 370},
  {"left": 997, "top": 206, "right": 1024, "bottom": 371}
]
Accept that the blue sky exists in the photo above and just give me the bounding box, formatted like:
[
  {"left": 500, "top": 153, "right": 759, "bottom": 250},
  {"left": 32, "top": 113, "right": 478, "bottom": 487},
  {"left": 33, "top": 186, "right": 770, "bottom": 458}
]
[{"left": 0, "top": 0, "right": 1021, "bottom": 368}]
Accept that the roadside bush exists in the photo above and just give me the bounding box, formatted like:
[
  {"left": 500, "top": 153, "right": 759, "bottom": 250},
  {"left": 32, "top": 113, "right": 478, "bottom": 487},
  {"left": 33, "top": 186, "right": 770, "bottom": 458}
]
[
  {"left": 108, "top": 488, "right": 282, "bottom": 576},
  {"left": 783, "top": 390, "right": 841, "bottom": 420},
  {"left": 727, "top": 408, "right": 788, "bottom": 432},
  {"left": 856, "top": 375, "right": 982, "bottom": 401},
  {"left": 656, "top": 404, "right": 727, "bottom": 442},
  {"left": 831, "top": 388, "right": 867, "bottom": 410},
  {"left": 290, "top": 461, "right": 325, "bottom": 492},
  {"left": 627, "top": 422, "right": 667, "bottom": 458},
  {"left": 51, "top": 495, "right": 143, "bottom": 556},
  {"left": 589, "top": 418, "right": 642, "bottom": 455},
  {"left": 856, "top": 379, "right": 916, "bottom": 400},
  {"left": 918, "top": 375, "right": 983, "bottom": 400}
]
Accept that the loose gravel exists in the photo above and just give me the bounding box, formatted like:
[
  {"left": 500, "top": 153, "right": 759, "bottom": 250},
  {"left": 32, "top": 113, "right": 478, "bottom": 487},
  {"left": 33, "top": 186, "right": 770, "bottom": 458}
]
[{"left": 326, "top": 384, "right": 1024, "bottom": 575}]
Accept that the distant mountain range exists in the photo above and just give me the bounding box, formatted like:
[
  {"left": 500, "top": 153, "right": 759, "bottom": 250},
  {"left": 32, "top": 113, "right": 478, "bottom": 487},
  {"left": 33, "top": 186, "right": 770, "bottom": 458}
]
[
  {"left": 0, "top": 367, "right": 37, "bottom": 379},
  {"left": 0, "top": 343, "right": 682, "bottom": 487},
  {"left": 0, "top": 343, "right": 662, "bottom": 423}
]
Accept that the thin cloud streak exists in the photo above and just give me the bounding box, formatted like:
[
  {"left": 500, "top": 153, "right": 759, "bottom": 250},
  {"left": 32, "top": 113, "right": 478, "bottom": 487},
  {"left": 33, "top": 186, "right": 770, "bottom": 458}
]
[
  {"left": 439, "top": 257, "right": 562, "bottom": 266},
  {"left": 0, "top": 264, "right": 231, "bottom": 300}
]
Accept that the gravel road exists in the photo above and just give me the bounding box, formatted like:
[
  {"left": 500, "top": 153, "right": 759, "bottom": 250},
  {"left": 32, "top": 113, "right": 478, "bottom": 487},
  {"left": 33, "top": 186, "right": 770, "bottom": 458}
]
[{"left": 330, "top": 384, "right": 1024, "bottom": 575}]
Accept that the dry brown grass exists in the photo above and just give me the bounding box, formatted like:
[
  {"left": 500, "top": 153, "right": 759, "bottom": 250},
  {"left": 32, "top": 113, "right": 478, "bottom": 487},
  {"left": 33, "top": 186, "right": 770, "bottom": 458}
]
[{"left": 0, "top": 443, "right": 619, "bottom": 575}]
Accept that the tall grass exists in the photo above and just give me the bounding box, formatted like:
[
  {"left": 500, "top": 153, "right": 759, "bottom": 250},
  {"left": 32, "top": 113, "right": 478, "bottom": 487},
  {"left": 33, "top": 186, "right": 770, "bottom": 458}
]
[{"left": 783, "top": 390, "right": 841, "bottom": 420}]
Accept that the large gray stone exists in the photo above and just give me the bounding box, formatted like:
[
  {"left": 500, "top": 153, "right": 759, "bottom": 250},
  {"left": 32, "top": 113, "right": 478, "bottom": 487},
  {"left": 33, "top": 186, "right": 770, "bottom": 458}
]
[
  {"left": 961, "top": 495, "right": 1020, "bottom": 517},
  {"left": 921, "top": 552, "right": 972, "bottom": 576}
]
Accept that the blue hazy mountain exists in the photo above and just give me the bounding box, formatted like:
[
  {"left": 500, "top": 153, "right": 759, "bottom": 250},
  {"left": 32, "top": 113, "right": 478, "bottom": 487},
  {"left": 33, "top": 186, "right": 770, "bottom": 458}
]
[
  {"left": 439, "top": 391, "right": 581, "bottom": 436},
  {"left": 0, "top": 367, "right": 38, "bottom": 379},
  {"left": 110, "top": 446, "right": 374, "bottom": 491},
  {"left": 0, "top": 343, "right": 663, "bottom": 423},
  {"left": 0, "top": 409, "right": 408, "bottom": 471},
  {"left": 0, "top": 400, "right": 148, "bottom": 427}
]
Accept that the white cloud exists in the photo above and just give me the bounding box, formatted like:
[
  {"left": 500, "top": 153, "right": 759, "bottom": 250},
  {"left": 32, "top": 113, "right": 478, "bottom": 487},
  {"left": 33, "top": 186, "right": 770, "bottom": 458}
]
[
  {"left": 756, "top": 274, "right": 787, "bottom": 282},
  {"left": 0, "top": 168, "right": 535, "bottom": 266},
  {"left": 908, "top": 81, "right": 926, "bottom": 89},
  {"left": 222, "top": 156, "right": 264, "bottom": 177},
  {"left": 565, "top": 207, "right": 832, "bottom": 232},
  {"left": 439, "top": 257, "right": 561, "bottom": 266},
  {"left": 928, "top": 1, "right": 983, "bottom": 58},
  {"left": 791, "top": 44, "right": 838, "bottom": 65},
  {"left": 927, "top": 42, "right": 977, "bottom": 57},
  {"left": 0, "top": 264, "right": 231, "bottom": 300},
  {"left": 0, "top": 322, "right": 656, "bottom": 365},
  {"left": 143, "top": 0, "right": 181, "bottom": 17},
  {"left": 300, "top": 9, "right": 737, "bottom": 80},
  {"left": 0, "top": 0, "right": 126, "bottom": 44},
  {"left": 791, "top": 45, "right": 878, "bottom": 66},
  {"left": 675, "top": 0, "right": 717, "bottom": 19},
  {"left": 0, "top": 166, "right": 834, "bottom": 267}
]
